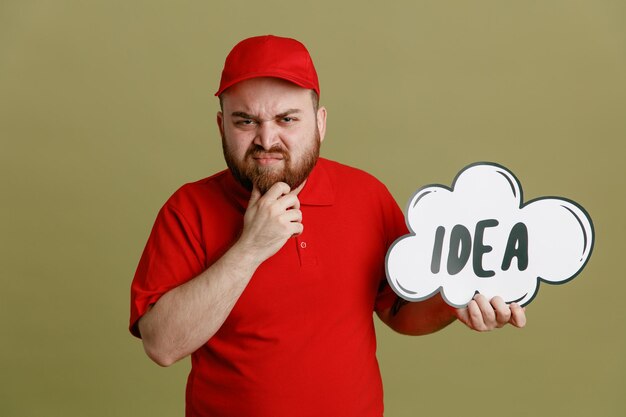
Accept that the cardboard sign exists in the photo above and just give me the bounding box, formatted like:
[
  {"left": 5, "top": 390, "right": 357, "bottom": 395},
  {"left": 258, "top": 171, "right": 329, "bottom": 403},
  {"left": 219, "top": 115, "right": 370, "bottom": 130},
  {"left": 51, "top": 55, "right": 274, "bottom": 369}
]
[{"left": 385, "top": 162, "right": 594, "bottom": 307}]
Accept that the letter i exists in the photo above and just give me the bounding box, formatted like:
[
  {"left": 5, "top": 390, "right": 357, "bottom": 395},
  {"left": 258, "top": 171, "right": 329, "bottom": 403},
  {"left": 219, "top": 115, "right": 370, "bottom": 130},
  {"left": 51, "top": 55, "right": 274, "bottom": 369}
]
[{"left": 431, "top": 226, "right": 445, "bottom": 274}]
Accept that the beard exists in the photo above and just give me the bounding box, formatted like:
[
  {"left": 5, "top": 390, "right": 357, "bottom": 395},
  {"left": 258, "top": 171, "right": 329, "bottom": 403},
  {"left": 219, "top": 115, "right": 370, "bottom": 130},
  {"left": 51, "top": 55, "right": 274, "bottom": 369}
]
[{"left": 221, "top": 128, "right": 321, "bottom": 195}]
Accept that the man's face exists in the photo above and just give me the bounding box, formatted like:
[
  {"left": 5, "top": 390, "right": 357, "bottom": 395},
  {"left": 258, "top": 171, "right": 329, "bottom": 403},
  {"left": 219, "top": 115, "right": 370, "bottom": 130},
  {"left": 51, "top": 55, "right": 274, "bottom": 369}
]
[{"left": 217, "top": 77, "right": 327, "bottom": 194}]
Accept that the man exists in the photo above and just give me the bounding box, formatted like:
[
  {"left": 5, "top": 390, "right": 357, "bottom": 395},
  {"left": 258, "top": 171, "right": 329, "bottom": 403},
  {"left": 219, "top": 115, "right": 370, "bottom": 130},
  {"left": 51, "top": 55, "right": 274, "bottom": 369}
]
[{"left": 130, "top": 35, "right": 526, "bottom": 417}]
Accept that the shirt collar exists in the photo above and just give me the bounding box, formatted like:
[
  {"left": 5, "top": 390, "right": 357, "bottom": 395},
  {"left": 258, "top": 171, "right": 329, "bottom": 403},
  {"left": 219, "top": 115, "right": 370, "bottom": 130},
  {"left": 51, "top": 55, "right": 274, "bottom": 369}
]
[
  {"left": 298, "top": 158, "right": 335, "bottom": 206},
  {"left": 219, "top": 158, "right": 335, "bottom": 210}
]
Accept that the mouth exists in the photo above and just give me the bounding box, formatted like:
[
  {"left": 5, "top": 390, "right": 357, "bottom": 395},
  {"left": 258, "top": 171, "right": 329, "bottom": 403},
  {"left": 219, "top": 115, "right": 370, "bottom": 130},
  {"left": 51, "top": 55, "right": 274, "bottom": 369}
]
[{"left": 251, "top": 152, "right": 285, "bottom": 166}]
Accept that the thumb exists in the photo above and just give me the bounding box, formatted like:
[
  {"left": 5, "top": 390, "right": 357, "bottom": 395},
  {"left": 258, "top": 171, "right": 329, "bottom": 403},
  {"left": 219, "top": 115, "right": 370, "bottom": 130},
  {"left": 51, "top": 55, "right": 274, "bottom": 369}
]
[
  {"left": 248, "top": 184, "right": 262, "bottom": 207},
  {"left": 455, "top": 306, "right": 469, "bottom": 325}
]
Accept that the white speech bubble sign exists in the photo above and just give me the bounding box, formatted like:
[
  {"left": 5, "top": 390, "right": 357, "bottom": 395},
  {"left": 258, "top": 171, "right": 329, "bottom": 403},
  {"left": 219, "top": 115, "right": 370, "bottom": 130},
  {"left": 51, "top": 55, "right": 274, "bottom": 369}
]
[{"left": 385, "top": 162, "right": 594, "bottom": 307}]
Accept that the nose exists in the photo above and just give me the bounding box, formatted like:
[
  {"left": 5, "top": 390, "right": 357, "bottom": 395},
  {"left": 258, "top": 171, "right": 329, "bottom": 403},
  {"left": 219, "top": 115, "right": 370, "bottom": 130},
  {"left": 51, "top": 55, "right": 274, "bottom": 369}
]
[{"left": 254, "top": 121, "right": 280, "bottom": 150}]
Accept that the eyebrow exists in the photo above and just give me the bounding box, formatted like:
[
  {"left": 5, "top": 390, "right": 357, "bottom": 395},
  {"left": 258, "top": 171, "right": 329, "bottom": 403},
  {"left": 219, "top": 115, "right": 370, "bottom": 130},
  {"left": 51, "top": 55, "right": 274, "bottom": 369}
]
[{"left": 231, "top": 109, "right": 302, "bottom": 120}]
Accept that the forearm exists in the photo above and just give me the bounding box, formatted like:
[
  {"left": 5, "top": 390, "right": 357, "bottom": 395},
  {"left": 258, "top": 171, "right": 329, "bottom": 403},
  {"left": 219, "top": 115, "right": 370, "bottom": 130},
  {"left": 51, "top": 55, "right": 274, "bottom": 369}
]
[
  {"left": 138, "top": 241, "right": 261, "bottom": 366},
  {"left": 137, "top": 182, "right": 303, "bottom": 366},
  {"left": 377, "top": 294, "right": 457, "bottom": 336}
]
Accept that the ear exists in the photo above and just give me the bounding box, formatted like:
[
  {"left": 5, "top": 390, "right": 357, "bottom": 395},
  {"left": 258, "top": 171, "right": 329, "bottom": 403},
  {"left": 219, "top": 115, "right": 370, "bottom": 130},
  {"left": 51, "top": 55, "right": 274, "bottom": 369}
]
[
  {"left": 216, "top": 111, "right": 225, "bottom": 138},
  {"left": 316, "top": 106, "right": 327, "bottom": 142}
]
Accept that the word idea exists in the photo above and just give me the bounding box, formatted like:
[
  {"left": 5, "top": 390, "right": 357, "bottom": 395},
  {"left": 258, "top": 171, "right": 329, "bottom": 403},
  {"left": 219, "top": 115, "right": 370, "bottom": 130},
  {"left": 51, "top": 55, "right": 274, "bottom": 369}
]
[{"left": 385, "top": 162, "right": 594, "bottom": 308}]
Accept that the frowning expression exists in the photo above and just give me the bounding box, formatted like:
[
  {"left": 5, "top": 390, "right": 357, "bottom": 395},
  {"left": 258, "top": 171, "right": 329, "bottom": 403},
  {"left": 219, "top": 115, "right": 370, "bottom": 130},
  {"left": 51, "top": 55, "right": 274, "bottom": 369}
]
[{"left": 217, "top": 77, "right": 327, "bottom": 193}]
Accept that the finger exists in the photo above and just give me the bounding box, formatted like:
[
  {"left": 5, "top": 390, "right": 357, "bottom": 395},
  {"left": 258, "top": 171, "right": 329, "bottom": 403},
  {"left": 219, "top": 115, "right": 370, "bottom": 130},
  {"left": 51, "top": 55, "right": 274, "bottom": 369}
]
[
  {"left": 290, "top": 180, "right": 307, "bottom": 196},
  {"left": 276, "top": 193, "right": 301, "bottom": 212},
  {"left": 474, "top": 294, "right": 497, "bottom": 330},
  {"left": 466, "top": 299, "right": 488, "bottom": 331},
  {"left": 490, "top": 296, "right": 512, "bottom": 328},
  {"left": 286, "top": 189, "right": 301, "bottom": 210},
  {"left": 291, "top": 221, "right": 304, "bottom": 237},
  {"left": 282, "top": 208, "right": 303, "bottom": 224},
  {"left": 262, "top": 182, "right": 291, "bottom": 202},
  {"left": 282, "top": 209, "right": 303, "bottom": 237},
  {"left": 509, "top": 303, "right": 527, "bottom": 328}
]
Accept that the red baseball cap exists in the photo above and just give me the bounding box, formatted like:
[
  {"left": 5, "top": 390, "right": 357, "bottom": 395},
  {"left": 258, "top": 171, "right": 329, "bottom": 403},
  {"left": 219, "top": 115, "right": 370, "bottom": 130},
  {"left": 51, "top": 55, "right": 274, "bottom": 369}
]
[{"left": 215, "top": 35, "right": 320, "bottom": 97}]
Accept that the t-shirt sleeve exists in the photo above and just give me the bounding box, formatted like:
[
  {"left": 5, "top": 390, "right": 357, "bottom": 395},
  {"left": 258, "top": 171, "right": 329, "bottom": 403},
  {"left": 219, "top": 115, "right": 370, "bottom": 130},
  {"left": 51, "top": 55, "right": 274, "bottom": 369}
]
[
  {"left": 374, "top": 187, "right": 409, "bottom": 313},
  {"left": 129, "top": 200, "right": 205, "bottom": 338}
]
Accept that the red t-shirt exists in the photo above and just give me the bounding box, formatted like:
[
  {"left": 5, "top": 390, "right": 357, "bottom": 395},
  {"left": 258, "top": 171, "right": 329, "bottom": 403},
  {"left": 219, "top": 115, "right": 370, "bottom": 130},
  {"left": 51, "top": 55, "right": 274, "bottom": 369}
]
[{"left": 130, "top": 158, "right": 408, "bottom": 417}]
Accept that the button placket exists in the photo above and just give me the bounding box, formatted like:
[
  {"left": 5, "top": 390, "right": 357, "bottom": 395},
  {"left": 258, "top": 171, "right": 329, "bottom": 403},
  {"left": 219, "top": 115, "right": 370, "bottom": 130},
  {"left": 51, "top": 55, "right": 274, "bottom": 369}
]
[{"left": 295, "top": 236, "right": 316, "bottom": 266}]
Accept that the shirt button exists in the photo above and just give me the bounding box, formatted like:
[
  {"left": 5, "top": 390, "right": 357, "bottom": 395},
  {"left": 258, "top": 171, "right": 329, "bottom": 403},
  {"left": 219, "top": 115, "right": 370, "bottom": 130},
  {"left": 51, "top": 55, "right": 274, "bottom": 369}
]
[{"left": 300, "top": 241, "right": 307, "bottom": 249}]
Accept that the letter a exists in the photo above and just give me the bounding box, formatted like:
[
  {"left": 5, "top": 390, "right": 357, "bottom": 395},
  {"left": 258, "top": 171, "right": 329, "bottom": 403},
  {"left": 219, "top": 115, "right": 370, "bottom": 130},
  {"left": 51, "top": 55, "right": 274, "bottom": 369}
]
[{"left": 501, "top": 222, "right": 529, "bottom": 271}]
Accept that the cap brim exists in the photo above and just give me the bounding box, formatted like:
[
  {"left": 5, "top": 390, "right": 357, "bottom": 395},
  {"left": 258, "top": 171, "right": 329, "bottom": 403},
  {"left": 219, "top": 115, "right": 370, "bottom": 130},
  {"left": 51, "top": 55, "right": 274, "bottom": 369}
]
[{"left": 215, "top": 71, "right": 319, "bottom": 97}]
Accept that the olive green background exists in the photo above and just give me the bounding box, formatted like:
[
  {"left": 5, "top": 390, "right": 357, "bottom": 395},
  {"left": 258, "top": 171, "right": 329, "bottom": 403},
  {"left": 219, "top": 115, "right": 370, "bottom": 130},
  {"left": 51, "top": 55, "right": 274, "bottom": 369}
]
[{"left": 1, "top": 1, "right": 624, "bottom": 416}]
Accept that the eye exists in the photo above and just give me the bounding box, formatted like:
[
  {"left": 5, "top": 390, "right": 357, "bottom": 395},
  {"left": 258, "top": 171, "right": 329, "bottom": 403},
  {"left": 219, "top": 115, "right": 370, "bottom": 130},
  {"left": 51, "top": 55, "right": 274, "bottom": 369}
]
[
  {"left": 235, "top": 119, "right": 256, "bottom": 126},
  {"left": 280, "top": 116, "right": 296, "bottom": 123}
]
